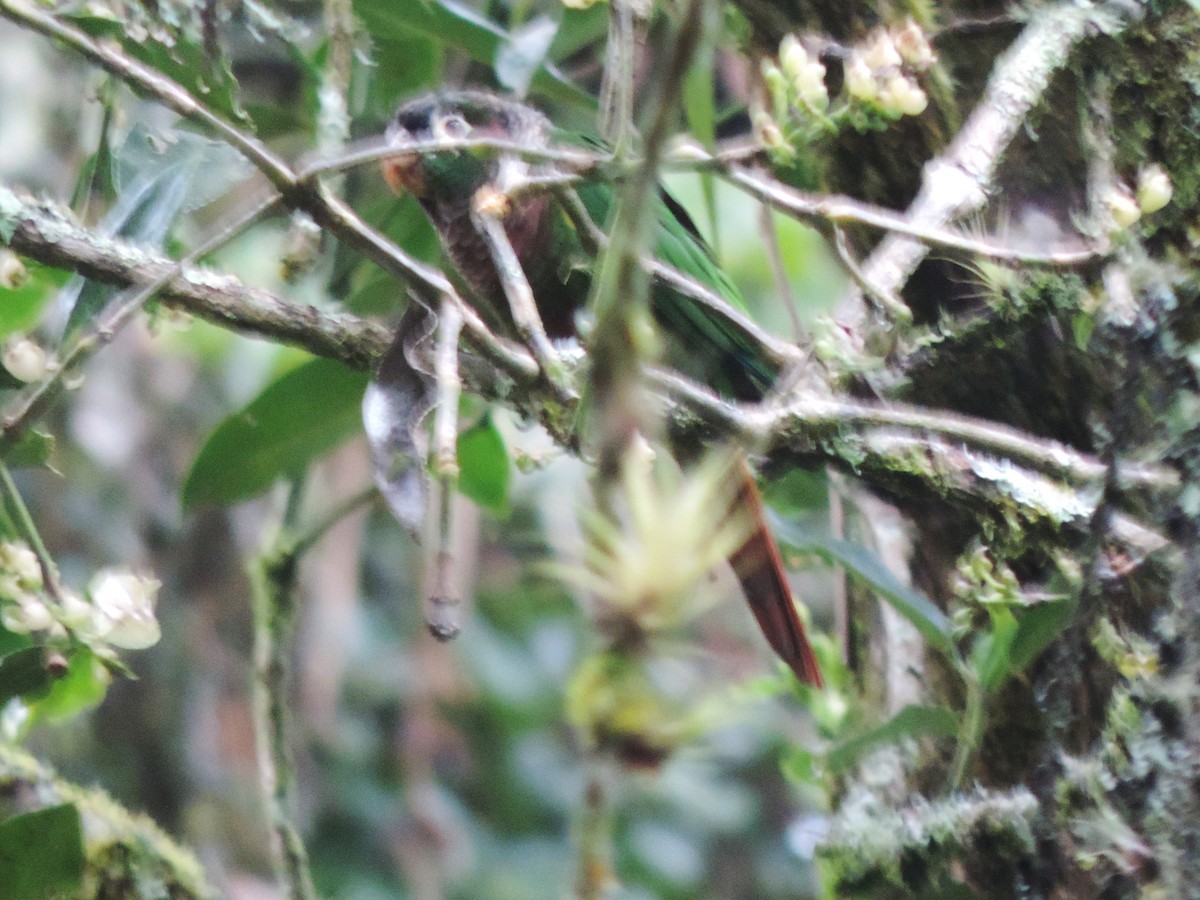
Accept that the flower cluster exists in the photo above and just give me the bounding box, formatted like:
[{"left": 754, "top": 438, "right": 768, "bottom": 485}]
[
  {"left": 755, "top": 19, "right": 935, "bottom": 162},
  {"left": 843, "top": 20, "right": 933, "bottom": 118},
  {"left": 0, "top": 541, "right": 162, "bottom": 653}
]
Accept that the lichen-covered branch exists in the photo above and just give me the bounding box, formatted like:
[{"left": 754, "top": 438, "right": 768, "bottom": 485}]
[
  {"left": 2, "top": 183, "right": 1172, "bottom": 549},
  {"left": 249, "top": 512, "right": 317, "bottom": 900},
  {"left": 0, "top": 743, "right": 216, "bottom": 898}
]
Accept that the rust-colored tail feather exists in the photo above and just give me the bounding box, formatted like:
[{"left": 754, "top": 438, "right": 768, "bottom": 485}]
[{"left": 728, "top": 461, "right": 823, "bottom": 687}]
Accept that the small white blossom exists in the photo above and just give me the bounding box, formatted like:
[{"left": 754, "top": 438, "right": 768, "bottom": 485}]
[
  {"left": 1136, "top": 164, "right": 1173, "bottom": 214},
  {"left": 2, "top": 336, "right": 50, "bottom": 383},
  {"left": 89, "top": 569, "right": 162, "bottom": 650}
]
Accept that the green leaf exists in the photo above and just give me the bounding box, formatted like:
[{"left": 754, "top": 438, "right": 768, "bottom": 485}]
[
  {"left": 780, "top": 745, "right": 818, "bottom": 785},
  {"left": 826, "top": 704, "right": 959, "bottom": 774},
  {"left": 457, "top": 414, "right": 511, "bottom": 513},
  {"left": 366, "top": 34, "right": 442, "bottom": 116},
  {"left": 183, "top": 358, "right": 370, "bottom": 509},
  {"left": 971, "top": 606, "right": 1020, "bottom": 691},
  {"left": 779, "top": 527, "right": 956, "bottom": 657},
  {"left": 0, "top": 647, "right": 53, "bottom": 708},
  {"left": 353, "top": 0, "right": 594, "bottom": 109},
  {"left": 1007, "top": 596, "right": 1075, "bottom": 674},
  {"left": 762, "top": 468, "right": 828, "bottom": 514},
  {"left": 0, "top": 623, "right": 32, "bottom": 661},
  {"left": 65, "top": 13, "right": 248, "bottom": 126},
  {"left": 26, "top": 648, "right": 111, "bottom": 724},
  {"left": 682, "top": 24, "right": 718, "bottom": 248},
  {"left": 547, "top": 5, "right": 609, "bottom": 62},
  {"left": 496, "top": 15, "right": 559, "bottom": 97},
  {"left": 0, "top": 263, "right": 65, "bottom": 338},
  {"left": 0, "top": 804, "right": 85, "bottom": 900},
  {"left": 4, "top": 430, "right": 55, "bottom": 470}
]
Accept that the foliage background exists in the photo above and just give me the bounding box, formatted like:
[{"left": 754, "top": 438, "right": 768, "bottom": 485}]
[
  {"left": 0, "top": 2, "right": 848, "bottom": 897},
  {"left": 2, "top": 0, "right": 1197, "bottom": 898}
]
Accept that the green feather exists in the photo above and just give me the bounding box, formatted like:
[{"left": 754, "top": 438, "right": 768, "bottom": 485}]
[{"left": 569, "top": 179, "right": 778, "bottom": 401}]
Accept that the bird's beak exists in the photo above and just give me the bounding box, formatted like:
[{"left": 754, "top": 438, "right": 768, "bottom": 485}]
[{"left": 381, "top": 152, "right": 427, "bottom": 199}]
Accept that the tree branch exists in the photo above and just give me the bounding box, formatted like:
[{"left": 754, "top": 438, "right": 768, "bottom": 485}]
[{"left": 4, "top": 185, "right": 1174, "bottom": 542}]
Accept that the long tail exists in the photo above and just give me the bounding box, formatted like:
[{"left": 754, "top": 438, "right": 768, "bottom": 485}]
[{"left": 728, "top": 461, "right": 824, "bottom": 687}]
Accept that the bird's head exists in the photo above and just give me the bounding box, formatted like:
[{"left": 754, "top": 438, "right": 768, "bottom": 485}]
[{"left": 381, "top": 91, "right": 550, "bottom": 209}]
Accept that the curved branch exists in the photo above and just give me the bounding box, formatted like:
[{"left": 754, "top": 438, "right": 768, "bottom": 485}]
[{"left": 3, "top": 184, "right": 1172, "bottom": 547}]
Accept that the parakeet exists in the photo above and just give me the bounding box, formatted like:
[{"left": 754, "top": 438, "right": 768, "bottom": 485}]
[{"left": 381, "top": 91, "right": 822, "bottom": 687}]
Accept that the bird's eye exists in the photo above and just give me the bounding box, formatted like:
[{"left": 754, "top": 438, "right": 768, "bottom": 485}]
[{"left": 434, "top": 113, "right": 471, "bottom": 140}]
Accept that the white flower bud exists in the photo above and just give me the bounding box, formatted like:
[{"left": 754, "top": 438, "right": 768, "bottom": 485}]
[
  {"left": 894, "top": 19, "right": 936, "bottom": 69},
  {"left": 1106, "top": 187, "right": 1142, "bottom": 229},
  {"left": 879, "top": 76, "right": 927, "bottom": 117},
  {"left": 59, "top": 589, "right": 94, "bottom": 632},
  {"left": 3, "top": 336, "right": 50, "bottom": 383},
  {"left": 89, "top": 569, "right": 162, "bottom": 650},
  {"left": 2, "top": 597, "right": 53, "bottom": 633},
  {"left": 779, "top": 35, "right": 809, "bottom": 81},
  {"left": 753, "top": 112, "right": 787, "bottom": 150},
  {"left": 0, "top": 542, "right": 42, "bottom": 591},
  {"left": 0, "top": 575, "right": 22, "bottom": 600},
  {"left": 561, "top": 0, "right": 602, "bottom": 8},
  {"left": 1136, "top": 164, "right": 1173, "bottom": 214},
  {"left": 666, "top": 136, "right": 711, "bottom": 162},
  {"left": 897, "top": 81, "right": 928, "bottom": 117},
  {"left": 845, "top": 57, "right": 878, "bottom": 102},
  {"left": 0, "top": 251, "right": 27, "bottom": 290},
  {"left": 862, "top": 33, "right": 901, "bottom": 71},
  {"left": 793, "top": 60, "right": 828, "bottom": 110}
]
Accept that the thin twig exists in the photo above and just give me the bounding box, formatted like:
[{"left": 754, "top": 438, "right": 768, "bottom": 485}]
[
  {"left": 600, "top": 0, "right": 638, "bottom": 154},
  {"left": 289, "top": 486, "right": 379, "bottom": 559},
  {"left": 728, "top": 167, "right": 1108, "bottom": 270},
  {"left": 297, "top": 135, "right": 601, "bottom": 182},
  {"left": 250, "top": 484, "right": 318, "bottom": 900},
  {"left": 469, "top": 198, "right": 575, "bottom": 399},
  {"left": 319, "top": 0, "right": 354, "bottom": 156},
  {"left": 575, "top": 765, "right": 616, "bottom": 900},
  {"left": 759, "top": 203, "right": 804, "bottom": 344},
  {"left": 424, "top": 301, "right": 465, "bottom": 640},
  {"left": 0, "top": 463, "right": 63, "bottom": 600},
  {"left": 1, "top": 185, "right": 390, "bottom": 368},
  {"left": 646, "top": 366, "right": 1175, "bottom": 492},
  {"left": 832, "top": 224, "right": 911, "bottom": 323}
]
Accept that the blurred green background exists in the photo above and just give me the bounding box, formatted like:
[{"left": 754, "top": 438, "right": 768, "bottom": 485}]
[{"left": 0, "top": 1, "right": 850, "bottom": 896}]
